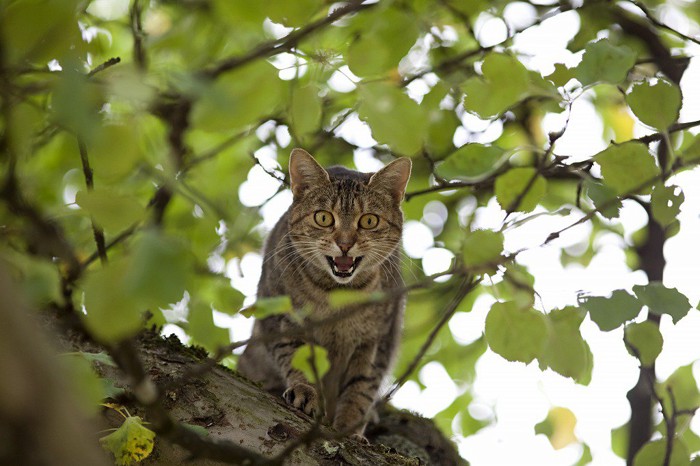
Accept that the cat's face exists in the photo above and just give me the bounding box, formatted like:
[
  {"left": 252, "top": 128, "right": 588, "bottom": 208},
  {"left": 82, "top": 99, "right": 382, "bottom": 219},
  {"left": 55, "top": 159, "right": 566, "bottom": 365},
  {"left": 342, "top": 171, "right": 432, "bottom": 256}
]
[{"left": 287, "top": 149, "right": 411, "bottom": 285}]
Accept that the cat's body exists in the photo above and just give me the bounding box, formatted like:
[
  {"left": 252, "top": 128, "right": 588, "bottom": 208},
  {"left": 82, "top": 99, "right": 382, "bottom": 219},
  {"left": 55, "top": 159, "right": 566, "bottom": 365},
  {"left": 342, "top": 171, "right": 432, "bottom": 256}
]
[{"left": 238, "top": 149, "right": 411, "bottom": 440}]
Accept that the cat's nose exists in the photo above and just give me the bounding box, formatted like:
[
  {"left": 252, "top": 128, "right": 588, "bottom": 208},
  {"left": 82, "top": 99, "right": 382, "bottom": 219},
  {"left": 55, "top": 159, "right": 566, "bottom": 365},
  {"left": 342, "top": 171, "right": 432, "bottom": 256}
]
[{"left": 335, "top": 235, "right": 356, "bottom": 254}]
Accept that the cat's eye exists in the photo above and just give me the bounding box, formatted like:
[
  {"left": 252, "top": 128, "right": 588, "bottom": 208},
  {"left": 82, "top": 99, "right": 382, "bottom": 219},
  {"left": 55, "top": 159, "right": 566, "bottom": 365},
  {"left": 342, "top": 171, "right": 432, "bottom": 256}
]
[
  {"left": 314, "top": 210, "right": 334, "bottom": 227},
  {"left": 358, "top": 213, "right": 379, "bottom": 230}
]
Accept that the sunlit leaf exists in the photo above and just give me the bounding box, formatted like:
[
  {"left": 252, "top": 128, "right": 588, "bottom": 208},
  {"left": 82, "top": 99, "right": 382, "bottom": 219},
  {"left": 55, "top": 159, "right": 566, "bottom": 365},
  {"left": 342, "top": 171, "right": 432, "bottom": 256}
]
[
  {"left": 100, "top": 416, "right": 156, "bottom": 465},
  {"left": 358, "top": 83, "right": 427, "bottom": 154},
  {"left": 188, "top": 300, "right": 230, "bottom": 352},
  {"left": 290, "top": 84, "right": 322, "bottom": 141},
  {"left": 625, "top": 321, "right": 663, "bottom": 367},
  {"left": 585, "top": 180, "right": 622, "bottom": 220},
  {"left": 495, "top": 167, "right": 547, "bottom": 213},
  {"left": 658, "top": 364, "right": 700, "bottom": 421},
  {"left": 291, "top": 344, "right": 330, "bottom": 382},
  {"left": 75, "top": 188, "right": 144, "bottom": 233},
  {"left": 651, "top": 184, "right": 684, "bottom": 227},
  {"left": 437, "top": 144, "right": 508, "bottom": 182},
  {"left": 192, "top": 61, "right": 285, "bottom": 132},
  {"left": 462, "top": 53, "right": 531, "bottom": 118},
  {"left": 626, "top": 79, "right": 682, "bottom": 129},
  {"left": 125, "top": 230, "right": 192, "bottom": 309},
  {"left": 462, "top": 229, "right": 504, "bottom": 273},
  {"left": 632, "top": 438, "right": 689, "bottom": 466},
  {"left": 579, "top": 289, "right": 643, "bottom": 331},
  {"left": 576, "top": 39, "right": 637, "bottom": 86},
  {"left": 539, "top": 307, "right": 592, "bottom": 384},
  {"left": 535, "top": 407, "right": 577, "bottom": 450},
  {"left": 594, "top": 141, "right": 658, "bottom": 195},
  {"left": 241, "top": 295, "right": 293, "bottom": 318},
  {"left": 347, "top": 7, "right": 419, "bottom": 77},
  {"left": 633, "top": 282, "right": 692, "bottom": 324},
  {"left": 82, "top": 259, "right": 143, "bottom": 343},
  {"left": 267, "top": 0, "right": 322, "bottom": 26},
  {"left": 485, "top": 301, "right": 548, "bottom": 364}
]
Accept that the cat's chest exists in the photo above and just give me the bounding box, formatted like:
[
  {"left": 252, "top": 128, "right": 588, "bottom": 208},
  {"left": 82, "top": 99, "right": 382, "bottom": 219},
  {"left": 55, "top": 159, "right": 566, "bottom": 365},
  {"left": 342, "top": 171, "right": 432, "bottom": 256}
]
[{"left": 310, "top": 300, "right": 385, "bottom": 348}]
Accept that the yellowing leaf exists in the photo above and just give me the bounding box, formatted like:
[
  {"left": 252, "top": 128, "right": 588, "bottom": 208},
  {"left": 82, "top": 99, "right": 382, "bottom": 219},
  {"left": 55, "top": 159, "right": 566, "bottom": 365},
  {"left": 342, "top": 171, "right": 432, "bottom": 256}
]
[
  {"left": 535, "top": 407, "right": 578, "bottom": 450},
  {"left": 291, "top": 344, "right": 330, "bottom": 382},
  {"left": 100, "top": 416, "right": 156, "bottom": 465}
]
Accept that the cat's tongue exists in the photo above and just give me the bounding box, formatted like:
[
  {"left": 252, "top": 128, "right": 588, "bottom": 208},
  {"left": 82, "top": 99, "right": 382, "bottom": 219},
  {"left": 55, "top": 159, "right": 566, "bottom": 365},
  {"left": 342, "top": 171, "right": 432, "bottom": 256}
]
[{"left": 334, "top": 256, "right": 354, "bottom": 272}]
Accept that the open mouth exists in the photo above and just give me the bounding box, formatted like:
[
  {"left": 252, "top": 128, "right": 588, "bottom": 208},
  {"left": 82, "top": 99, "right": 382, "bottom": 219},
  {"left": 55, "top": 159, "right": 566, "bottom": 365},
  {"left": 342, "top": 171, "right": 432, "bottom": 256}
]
[{"left": 326, "top": 256, "right": 363, "bottom": 278}]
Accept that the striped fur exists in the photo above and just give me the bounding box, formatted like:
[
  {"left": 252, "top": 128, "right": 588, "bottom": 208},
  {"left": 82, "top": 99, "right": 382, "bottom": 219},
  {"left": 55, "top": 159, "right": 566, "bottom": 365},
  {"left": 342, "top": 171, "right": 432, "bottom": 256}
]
[{"left": 238, "top": 149, "right": 410, "bottom": 440}]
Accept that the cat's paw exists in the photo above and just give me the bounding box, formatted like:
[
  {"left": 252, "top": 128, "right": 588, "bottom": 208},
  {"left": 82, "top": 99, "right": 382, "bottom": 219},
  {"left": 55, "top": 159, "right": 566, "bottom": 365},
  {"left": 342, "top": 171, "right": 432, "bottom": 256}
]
[
  {"left": 349, "top": 433, "right": 370, "bottom": 445},
  {"left": 283, "top": 383, "right": 319, "bottom": 417}
]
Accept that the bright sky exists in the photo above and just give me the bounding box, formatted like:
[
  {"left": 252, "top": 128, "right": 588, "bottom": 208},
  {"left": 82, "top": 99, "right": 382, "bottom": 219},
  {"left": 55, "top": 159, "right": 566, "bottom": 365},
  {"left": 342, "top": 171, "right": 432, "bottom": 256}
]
[{"left": 161, "top": 5, "right": 700, "bottom": 465}]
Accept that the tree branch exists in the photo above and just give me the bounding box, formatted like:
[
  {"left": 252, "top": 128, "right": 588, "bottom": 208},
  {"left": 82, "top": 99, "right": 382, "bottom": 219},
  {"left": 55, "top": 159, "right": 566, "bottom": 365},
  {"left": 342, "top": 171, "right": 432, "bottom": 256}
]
[{"left": 205, "top": 1, "right": 377, "bottom": 78}]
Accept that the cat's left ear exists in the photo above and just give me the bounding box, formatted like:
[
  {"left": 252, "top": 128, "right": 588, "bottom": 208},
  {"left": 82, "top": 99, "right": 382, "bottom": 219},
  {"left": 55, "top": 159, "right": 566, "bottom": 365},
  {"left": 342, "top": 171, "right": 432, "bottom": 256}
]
[{"left": 369, "top": 158, "right": 412, "bottom": 203}]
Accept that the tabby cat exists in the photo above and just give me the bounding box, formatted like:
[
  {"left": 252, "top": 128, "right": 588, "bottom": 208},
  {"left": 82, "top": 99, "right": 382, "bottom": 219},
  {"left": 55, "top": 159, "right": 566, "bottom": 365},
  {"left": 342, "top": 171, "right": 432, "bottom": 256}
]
[{"left": 238, "top": 148, "right": 411, "bottom": 441}]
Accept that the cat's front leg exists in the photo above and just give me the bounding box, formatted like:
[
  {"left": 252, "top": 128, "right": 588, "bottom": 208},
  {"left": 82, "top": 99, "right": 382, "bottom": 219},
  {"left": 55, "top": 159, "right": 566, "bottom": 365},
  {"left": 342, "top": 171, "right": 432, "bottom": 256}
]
[
  {"left": 333, "top": 343, "right": 380, "bottom": 442},
  {"left": 270, "top": 337, "right": 320, "bottom": 417}
]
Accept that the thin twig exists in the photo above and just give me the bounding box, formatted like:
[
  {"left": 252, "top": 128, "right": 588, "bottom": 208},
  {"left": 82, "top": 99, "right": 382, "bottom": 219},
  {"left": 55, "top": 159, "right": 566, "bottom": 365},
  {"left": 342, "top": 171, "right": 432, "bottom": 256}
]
[{"left": 77, "top": 139, "right": 108, "bottom": 264}]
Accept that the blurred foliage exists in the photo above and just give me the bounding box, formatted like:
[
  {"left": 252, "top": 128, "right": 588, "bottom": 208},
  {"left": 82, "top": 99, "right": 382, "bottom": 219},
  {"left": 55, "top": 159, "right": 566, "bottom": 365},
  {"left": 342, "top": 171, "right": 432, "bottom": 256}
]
[{"left": 1, "top": 0, "right": 700, "bottom": 464}]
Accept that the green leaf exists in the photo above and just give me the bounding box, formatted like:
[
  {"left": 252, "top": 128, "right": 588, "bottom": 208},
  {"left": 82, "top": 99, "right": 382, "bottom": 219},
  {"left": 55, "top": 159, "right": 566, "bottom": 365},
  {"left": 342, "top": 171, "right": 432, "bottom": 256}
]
[
  {"left": 462, "top": 229, "right": 504, "bottom": 272},
  {"left": 585, "top": 180, "right": 622, "bottom": 220},
  {"left": 484, "top": 301, "right": 549, "bottom": 364},
  {"left": 328, "top": 289, "right": 382, "bottom": 309},
  {"left": 1, "top": 251, "right": 62, "bottom": 306},
  {"left": 580, "top": 289, "right": 643, "bottom": 331},
  {"left": 680, "top": 135, "right": 700, "bottom": 163},
  {"left": 495, "top": 167, "right": 547, "bottom": 213},
  {"left": 436, "top": 144, "right": 508, "bottom": 182},
  {"left": 462, "top": 53, "right": 531, "bottom": 118},
  {"left": 75, "top": 188, "right": 144, "bottom": 233},
  {"left": 535, "top": 407, "right": 578, "bottom": 450},
  {"left": 59, "top": 354, "right": 106, "bottom": 415},
  {"left": 241, "top": 295, "right": 293, "bottom": 318},
  {"left": 651, "top": 184, "right": 684, "bottom": 227},
  {"left": 289, "top": 85, "right": 322, "bottom": 141},
  {"left": 125, "top": 230, "right": 192, "bottom": 309},
  {"left": 188, "top": 300, "right": 230, "bottom": 352},
  {"left": 659, "top": 364, "right": 700, "bottom": 418},
  {"left": 539, "top": 307, "right": 592, "bottom": 384},
  {"left": 88, "top": 123, "right": 142, "bottom": 180},
  {"left": 633, "top": 439, "right": 690, "bottom": 466},
  {"left": 1, "top": 0, "right": 82, "bottom": 64},
  {"left": 546, "top": 63, "right": 576, "bottom": 87},
  {"left": 611, "top": 423, "right": 629, "bottom": 459},
  {"left": 633, "top": 282, "right": 692, "bottom": 324},
  {"left": 347, "top": 7, "right": 419, "bottom": 77},
  {"left": 192, "top": 61, "right": 285, "bottom": 132},
  {"left": 626, "top": 79, "right": 682, "bottom": 129},
  {"left": 100, "top": 416, "right": 156, "bottom": 465},
  {"left": 594, "top": 141, "right": 658, "bottom": 195},
  {"left": 576, "top": 39, "right": 637, "bottom": 86},
  {"left": 267, "top": 0, "right": 322, "bottom": 26},
  {"left": 624, "top": 321, "right": 663, "bottom": 366},
  {"left": 358, "top": 83, "right": 427, "bottom": 154},
  {"left": 291, "top": 344, "right": 330, "bottom": 382},
  {"left": 71, "top": 351, "right": 117, "bottom": 367},
  {"left": 82, "top": 259, "right": 143, "bottom": 343}
]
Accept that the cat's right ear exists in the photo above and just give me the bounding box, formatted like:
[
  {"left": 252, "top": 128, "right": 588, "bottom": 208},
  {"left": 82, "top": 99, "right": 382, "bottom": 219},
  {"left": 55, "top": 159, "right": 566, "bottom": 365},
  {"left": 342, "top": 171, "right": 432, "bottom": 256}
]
[{"left": 289, "top": 148, "right": 330, "bottom": 198}]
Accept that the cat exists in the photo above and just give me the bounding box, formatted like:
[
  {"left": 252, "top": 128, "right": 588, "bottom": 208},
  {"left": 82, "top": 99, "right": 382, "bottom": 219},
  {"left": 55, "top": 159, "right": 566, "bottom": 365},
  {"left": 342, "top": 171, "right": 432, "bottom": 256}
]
[{"left": 238, "top": 148, "right": 411, "bottom": 442}]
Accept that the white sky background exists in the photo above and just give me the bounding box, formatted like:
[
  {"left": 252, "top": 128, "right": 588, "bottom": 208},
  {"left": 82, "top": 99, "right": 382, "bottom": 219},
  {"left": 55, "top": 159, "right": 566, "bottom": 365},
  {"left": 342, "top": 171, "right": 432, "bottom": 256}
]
[{"left": 160, "top": 4, "right": 700, "bottom": 465}]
